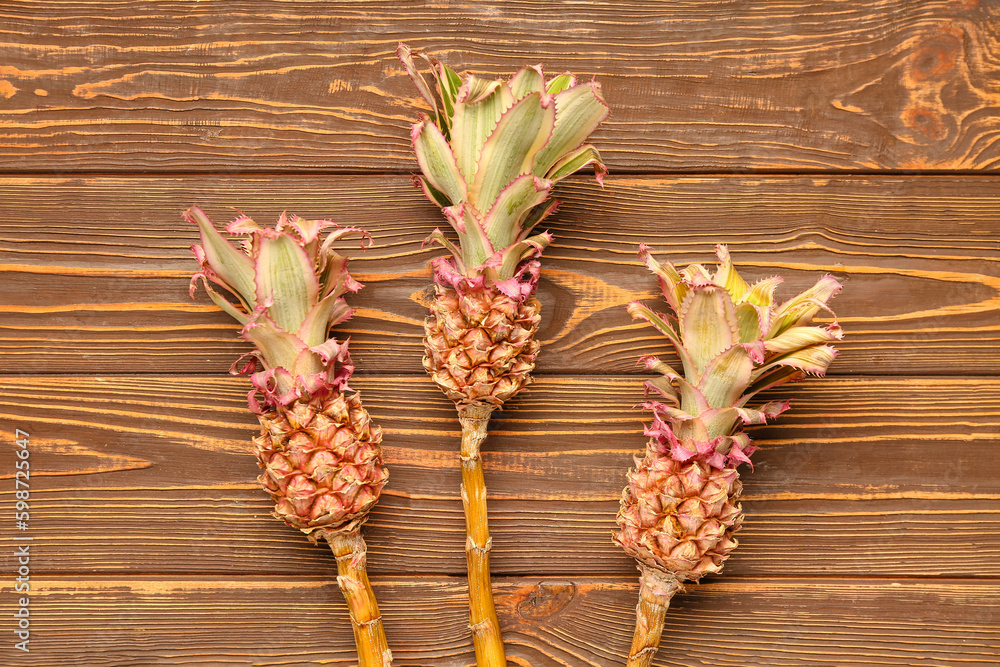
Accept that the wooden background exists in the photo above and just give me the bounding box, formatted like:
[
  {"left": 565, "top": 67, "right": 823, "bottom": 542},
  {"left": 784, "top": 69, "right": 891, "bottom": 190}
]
[{"left": 2, "top": 2, "right": 999, "bottom": 665}]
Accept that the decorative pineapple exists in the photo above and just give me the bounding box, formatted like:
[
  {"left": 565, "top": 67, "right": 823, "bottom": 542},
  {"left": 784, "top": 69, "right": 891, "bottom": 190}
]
[
  {"left": 186, "top": 206, "right": 391, "bottom": 667},
  {"left": 398, "top": 43, "right": 609, "bottom": 666},
  {"left": 615, "top": 244, "right": 843, "bottom": 667}
]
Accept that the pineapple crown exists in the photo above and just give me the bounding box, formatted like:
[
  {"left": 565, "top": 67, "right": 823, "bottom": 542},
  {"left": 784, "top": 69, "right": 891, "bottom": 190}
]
[
  {"left": 628, "top": 244, "right": 843, "bottom": 468},
  {"left": 185, "top": 206, "right": 371, "bottom": 414},
  {"left": 398, "top": 43, "right": 609, "bottom": 301}
]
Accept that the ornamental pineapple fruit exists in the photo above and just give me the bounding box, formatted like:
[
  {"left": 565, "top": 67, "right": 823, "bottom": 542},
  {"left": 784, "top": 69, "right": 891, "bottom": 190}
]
[
  {"left": 615, "top": 244, "right": 842, "bottom": 667},
  {"left": 186, "top": 206, "right": 391, "bottom": 666},
  {"left": 398, "top": 43, "right": 608, "bottom": 667}
]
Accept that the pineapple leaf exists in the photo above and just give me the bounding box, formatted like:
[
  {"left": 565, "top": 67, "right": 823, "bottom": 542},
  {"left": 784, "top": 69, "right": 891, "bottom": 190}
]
[
  {"left": 545, "top": 73, "right": 576, "bottom": 95},
  {"left": 743, "top": 276, "right": 783, "bottom": 307},
  {"left": 712, "top": 245, "right": 750, "bottom": 302},
  {"left": 450, "top": 86, "right": 505, "bottom": 189},
  {"left": 697, "top": 344, "right": 754, "bottom": 409},
  {"left": 242, "top": 310, "right": 313, "bottom": 374},
  {"left": 429, "top": 60, "right": 462, "bottom": 126},
  {"left": 423, "top": 228, "right": 466, "bottom": 272},
  {"left": 446, "top": 204, "right": 493, "bottom": 269},
  {"left": 627, "top": 302, "right": 696, "bottom": 380},
  {"left": 496, "top": 231, "right": 552, "bottom": 280},
  {"left": 740, "top": 366, "right": 807, "bottom": 405},
  {"left": 460, "top": 75, "right": 503, "bottom": 105},
  {"left": 255, "top": 233, "right": 319, "bottom": 334},
  {"left": 415, "top": 175, "right": 454, "bottom": 208},
  {"left": 185, "top": 206, "right": 257, "bottom": 308},
  {"left": 532, "top": 82, "right": 610, "bottom": 178},
  {"left": 545, "top": 144, "right": 607, "bottom": 184},
  {"left": 191, "top": 274, "right": 250, "bottom": 325},
  {"left": 764, "top": 325, "right": 842, "bottom": 355},
  {"left": 518, "top": 199, "right": 560, "bottom": 236},
  {"left": 751, "top": 344, "right": 838, "bottom": 383},
  {"left": 413, "top": 118, "right": 467, "bottom": 205},
  {"left": 735, "top": 303, "right": 766, "bottom": 344},
  {"left": 509, "top": 65, "right": 545, "bottom": 99},
  {"left": 482, "top": 174, "right": 552, "bottom": 250},
  {"left": 298, "top": 291, "right": 355, "bottom": 348},
  {"left": 769, "top": 275, "right": 843, "bottom": 337},
  {"left": 700, "top": 407, "right": 742, "bottom": 438},
  {"left": 643, "top": 377, "right": 680, "bottom": 406},
  {"left": 469, "top": 92, "right": 556, "bottom": 212},
  {"left": 638, "top": 245, "right": 686, "bottom": 314},
  {"left": 678, "top": 285, "right": 738, "bottom": 378},
  {"left": 397, "top": 43, "right": 440, "bottom": 121}
]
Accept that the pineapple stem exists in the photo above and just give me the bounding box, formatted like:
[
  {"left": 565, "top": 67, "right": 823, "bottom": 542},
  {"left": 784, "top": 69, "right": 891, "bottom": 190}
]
[
  {"left": 324, "top": 529, "right": 393, "bottom": 667},
  {"left": 459, "top": 403, "right": 507, "bottom": 667},
  {"left": 626, "top": 566, "right": 683, "bottom": 667}
]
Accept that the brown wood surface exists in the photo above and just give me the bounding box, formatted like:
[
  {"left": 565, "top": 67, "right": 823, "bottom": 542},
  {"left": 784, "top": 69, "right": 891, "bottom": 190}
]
[
  {"left": 2, "top": 175, "right": 998, "bottom": 376},
  {"left": 1, "top": 3, "right": 998, "bottom": 666},
  {"left": 1, "top": 1, "right": 999, "bottom": 172},
  {"left": 3, "top": 577, "right": 998, "bottom": 667},
  {"left": 2, "top": 375, "right": 998, "bottom": 579}
]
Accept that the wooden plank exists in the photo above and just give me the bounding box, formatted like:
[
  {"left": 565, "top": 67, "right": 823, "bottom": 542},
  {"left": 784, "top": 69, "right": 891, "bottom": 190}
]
[
  {"left": 2, "top": 375, "right": 997, "bottom": 577},
  {"left": 2, "top": 175, "right": 998, "bottom": 375},
  {"left": 2, "top": 576, "right": 997, "bottom": 666},
  {"left": 1, "top": 2, "right": 999, "bottom": 172}
]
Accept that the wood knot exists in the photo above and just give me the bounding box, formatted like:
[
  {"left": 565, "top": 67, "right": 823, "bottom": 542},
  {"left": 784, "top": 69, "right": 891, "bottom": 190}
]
[
  {"left": 900, "top": 107, "right": 949, "bottom": 142},
  {"left": 909, "top": 32, "right": 962, "bottom": 83},
  {"left": 516, "top": 582, "right": 575, "bottom": 620}
]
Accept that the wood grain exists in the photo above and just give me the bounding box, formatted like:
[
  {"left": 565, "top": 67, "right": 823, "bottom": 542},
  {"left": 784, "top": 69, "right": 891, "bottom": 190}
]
[
  {"left": 1, "top": 1, "right": 999, "bottom": 172},
  {"left": 2, "top": 576, "right": 997, "bottom": 666},
  {"left": 2, "top": 175, "right": 998, "bottom": 375},
  {"left": 2, "top": 375, "right": 997, "bottom": 578}
]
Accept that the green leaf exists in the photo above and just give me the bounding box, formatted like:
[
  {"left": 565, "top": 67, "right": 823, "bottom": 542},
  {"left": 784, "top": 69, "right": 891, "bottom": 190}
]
[
  {"left": 638, "top": 245, "right": 685, "bottom": 314},
  {"left": 445, "top": 205, "right": 493, "bottom": 269},
  {"left": 531, "top": 82, "right": 609, "bottom": 178},
  {"left": 735, "top": 302, "right": 765, "bottom": 344},
  {"left": 627, "top": 301, "right": 697, "bottom": 381},
  {"left": 545, "top": 144, "right": 606, "bottom": 183},
  {"left": 192, "top": 275, "right": 249, "bottom": 325},
  {"left": 450, "top": 86, "right": 504, "bottom": 190},
  {"left": 769, "top": 275, "right": 842, "bottom": 337},
  {"left": 751, "top": 344, "right": 838, "bottom": 383},
  {"left": 413, "top": 119, "right": 467, "bottom": 205},
  {"left": 496, "top": 231, "right": 551, "bottom": 280},
  {"left": 482, "top": 174, "right": 552, "bottom": 250},
  {"left": 429, "top": 60, "right": 462, "bottom": 126},
  {"left": 509, "top": 65, "right": 545, "bottom": 99},
  {"left": 185, "top": 206, "right": 256, "bottom": 308},
  {"left": 701, "top": 407, "right": 743, "bottom": 438},
  {"left": 461, "top": 75, "right": 502, "bottom": 105},
  {"left": 415, "top": 176, "right": 454, "bottom": 208},
  {"left": 743, "top": 275, "right": 782, "bottom": 307},
  {"left": 423, "top": 228, "right": 465, "bottom": 270},
  {"left": 242, "top": 312, "right": 312, "bottom": 374},
  {"left": 470, "top": 92, "right": 556, "bottom": 211},
  {"left": 546, "top": 74, "right": 575, "bottom": 96},
  {"left": 712, "top": 245, "right": 750, "bottom": 302},
  {"left": 298, "top": 292, "right": 354, "bottom": 348},
  {"left": 697, "top": 344, "right": 753, "bottom": 409},
  {"left": 519, "top": 199, "right": 560, "bottom": 236},
  {"left": 255, "top": 234, "right": 319, "bottom": 335},
  {"left": 678, "top": 285, "right": 738, "bottom": 378},
  {"left": 397, "top": 43, "right": 439, "bottom": 119},
  {"left": 764, "top": 325, "right": 841, "bottom": 355}
]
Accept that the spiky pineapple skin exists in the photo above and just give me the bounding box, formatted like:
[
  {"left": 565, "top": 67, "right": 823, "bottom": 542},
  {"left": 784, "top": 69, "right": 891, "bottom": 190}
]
[
  {"left": 615, "top": 441, "right": 743, "bottom": 582},
  {"left": 423, "top": 283, "right": 541, "bottom": 408},
  {"left": 254, "top": 390, "right": 387, "bottom": 537}
]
